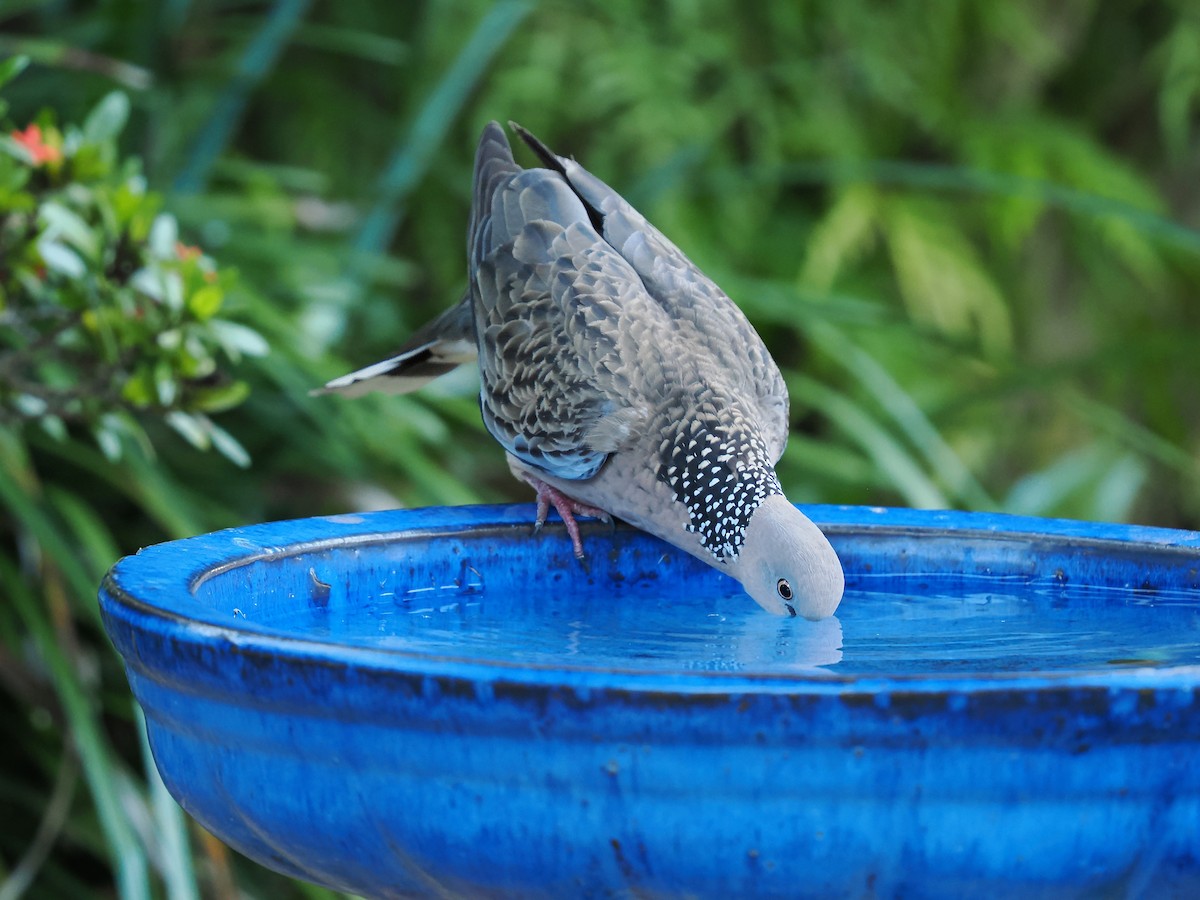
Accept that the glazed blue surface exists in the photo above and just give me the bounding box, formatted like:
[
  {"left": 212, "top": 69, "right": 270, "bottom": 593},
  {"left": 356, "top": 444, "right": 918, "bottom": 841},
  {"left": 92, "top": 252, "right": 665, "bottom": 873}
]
[{"left": 99, "top": 504, "right": 1200, "bottom": 897}]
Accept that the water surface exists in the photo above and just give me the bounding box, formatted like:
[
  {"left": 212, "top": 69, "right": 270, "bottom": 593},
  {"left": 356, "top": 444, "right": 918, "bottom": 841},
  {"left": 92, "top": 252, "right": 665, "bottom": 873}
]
[{"left": 243, "top": 570, "right": 1200, "bottom": 676}]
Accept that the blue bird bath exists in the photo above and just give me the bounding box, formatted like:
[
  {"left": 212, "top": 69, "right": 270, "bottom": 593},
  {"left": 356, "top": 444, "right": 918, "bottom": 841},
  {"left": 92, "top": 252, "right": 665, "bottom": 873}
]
[{"left": 99, "top": 504, "right": 1200, "bottom": 897}]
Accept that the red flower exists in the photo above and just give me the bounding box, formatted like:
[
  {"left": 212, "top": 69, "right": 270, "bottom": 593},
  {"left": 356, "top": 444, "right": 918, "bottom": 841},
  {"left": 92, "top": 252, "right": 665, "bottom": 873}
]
[{"left": 11, "top": 124, "right": 61, "bottom": 166}]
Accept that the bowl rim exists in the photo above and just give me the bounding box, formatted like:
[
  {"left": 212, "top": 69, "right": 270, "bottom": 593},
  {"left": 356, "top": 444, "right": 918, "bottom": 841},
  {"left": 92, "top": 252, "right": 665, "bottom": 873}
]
[{"left": 99, "top": 503, "right": 1200, "bottom": 695}]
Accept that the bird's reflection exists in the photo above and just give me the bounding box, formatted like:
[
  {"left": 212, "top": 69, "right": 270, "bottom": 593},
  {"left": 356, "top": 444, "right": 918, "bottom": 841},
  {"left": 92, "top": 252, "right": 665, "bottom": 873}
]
[{"left": 679, "top": 612, "right": 843, "bottom": 673}]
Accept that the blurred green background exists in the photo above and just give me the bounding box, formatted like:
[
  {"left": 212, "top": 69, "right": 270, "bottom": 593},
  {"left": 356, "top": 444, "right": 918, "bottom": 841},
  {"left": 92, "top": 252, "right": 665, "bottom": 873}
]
[{"left": 1, "top": 0, "right": 1198, "bottom": 896}]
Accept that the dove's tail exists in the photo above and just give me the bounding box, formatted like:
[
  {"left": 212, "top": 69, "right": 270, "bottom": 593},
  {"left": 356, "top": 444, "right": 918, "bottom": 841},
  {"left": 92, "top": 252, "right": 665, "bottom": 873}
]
[
  {"left": 509, "top": 121, "right": 609, "bottom": 235},
  {"left": 313, "top": 293, "right": 476, "bottom": 397}
]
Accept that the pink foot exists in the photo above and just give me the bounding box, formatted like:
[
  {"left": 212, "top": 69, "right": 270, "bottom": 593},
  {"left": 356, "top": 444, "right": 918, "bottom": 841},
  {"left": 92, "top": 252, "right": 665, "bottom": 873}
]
[{"left": 520, "top": 474, "right": 611, "bottom": 560}]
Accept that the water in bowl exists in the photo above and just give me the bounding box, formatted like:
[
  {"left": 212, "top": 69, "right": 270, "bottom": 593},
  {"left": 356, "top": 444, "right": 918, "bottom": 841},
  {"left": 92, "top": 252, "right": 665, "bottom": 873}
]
[{"left": 233, "top": 553, "right": 1200, "bottom": 676}]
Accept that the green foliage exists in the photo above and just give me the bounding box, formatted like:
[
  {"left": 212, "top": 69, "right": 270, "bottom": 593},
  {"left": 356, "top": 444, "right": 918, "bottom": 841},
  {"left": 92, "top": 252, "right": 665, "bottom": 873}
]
[
  {"left": 0, "top": 83, "right": 260, "bottom": 466},
  {"left": 0, "top": 1, "right": 1198, "bottom": 897}
]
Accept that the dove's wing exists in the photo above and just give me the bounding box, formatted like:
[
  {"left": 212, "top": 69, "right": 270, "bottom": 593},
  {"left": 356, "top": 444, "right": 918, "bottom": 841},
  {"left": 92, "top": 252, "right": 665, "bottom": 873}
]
[
  {"left": 512, "top": 125, "right": 790, "bottom": 462},
  {"left": 469, "top": 123, "right": 665, "bottom": 481}
]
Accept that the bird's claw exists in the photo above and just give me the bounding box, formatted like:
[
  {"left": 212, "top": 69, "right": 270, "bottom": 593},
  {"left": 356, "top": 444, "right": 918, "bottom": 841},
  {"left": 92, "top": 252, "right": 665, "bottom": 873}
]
[
  {"left": 532, "top": 491, "right": 551, "bottom": 535},
  {"left": 521, "top": 474, "right": 610, "bottom": 562}
]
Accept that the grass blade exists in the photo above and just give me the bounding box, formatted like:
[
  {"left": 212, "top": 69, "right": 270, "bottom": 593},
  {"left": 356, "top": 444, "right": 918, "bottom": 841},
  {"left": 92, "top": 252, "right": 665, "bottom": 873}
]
[
  {"left": 808, "top": 320, "right": 997, "bottom": 510},
  {"left": 705, "top": 159, "right": 1200, "bottom": 257},
  {"left": 353, "top": 0, "right": 535, "bottom": 256},
  {"left": 0, "top": 37, "right": 152, "bottom": 89},
  {"left": 173, "top": 0, "right": 314, "bottom": 192},
  {"left": 137, "top": 707, "right": 199, "bottom": 900},
  {"left": 0, "top": 654, "right": 79, "bottom": 900},
  {"left": 0, "top": 438, "right": 101, "bottom": 625},
  {"left": 788, "top": 373, "right": 949, "bottom": 508},
  {"left": 4, "top": 559, "right": 150, "bottom": 900}
]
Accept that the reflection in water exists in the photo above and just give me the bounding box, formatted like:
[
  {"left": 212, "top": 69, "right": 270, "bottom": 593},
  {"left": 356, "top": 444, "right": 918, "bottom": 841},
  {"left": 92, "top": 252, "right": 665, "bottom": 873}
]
[{"left": 677, "top": 612, "right": 843, "bottom": 673}]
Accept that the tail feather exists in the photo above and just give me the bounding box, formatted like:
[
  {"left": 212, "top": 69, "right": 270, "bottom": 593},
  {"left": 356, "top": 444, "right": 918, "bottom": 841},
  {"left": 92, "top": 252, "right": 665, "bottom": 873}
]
[
  {"left": 314, "top": 292, "right": 476, "bottom": 397},
  {"left": 320, "top": 123, "right": 542, "bottom": 401},
  {"left": 509, "top": 122, "right": 607, "bottom": 234}
]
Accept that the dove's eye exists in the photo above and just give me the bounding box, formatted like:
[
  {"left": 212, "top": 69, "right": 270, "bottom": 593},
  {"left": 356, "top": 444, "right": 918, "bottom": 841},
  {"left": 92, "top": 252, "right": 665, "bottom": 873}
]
[{"left": 777, "top": 580, "right": 797, "bottom": 616}]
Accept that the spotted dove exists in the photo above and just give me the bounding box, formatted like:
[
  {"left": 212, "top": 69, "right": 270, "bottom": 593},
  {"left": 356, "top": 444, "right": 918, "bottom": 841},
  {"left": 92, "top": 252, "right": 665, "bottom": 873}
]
[{"left": 321, "top": 122, "right": 844, "bottom": 618}]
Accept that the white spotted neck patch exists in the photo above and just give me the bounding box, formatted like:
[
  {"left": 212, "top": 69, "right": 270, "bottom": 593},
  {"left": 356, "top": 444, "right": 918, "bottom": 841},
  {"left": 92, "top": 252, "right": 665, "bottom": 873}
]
[{"left": 657, "top": 414, "right": 783, "bottom": 562}]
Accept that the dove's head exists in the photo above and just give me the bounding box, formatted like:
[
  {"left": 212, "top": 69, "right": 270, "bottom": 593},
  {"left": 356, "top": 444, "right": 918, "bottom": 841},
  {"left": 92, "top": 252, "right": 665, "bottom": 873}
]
[{"left": 729, "top": 495, "right": 844, "bottom": 619}]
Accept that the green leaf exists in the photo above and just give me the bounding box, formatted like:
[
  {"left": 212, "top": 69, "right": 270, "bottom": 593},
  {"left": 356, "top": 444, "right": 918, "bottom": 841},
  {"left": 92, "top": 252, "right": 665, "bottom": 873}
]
[
  {"left": 287, "top": 22, "right": 409, "bottom": 64},
  {"left": 129, "top": 267, "right": 166, "bottom": 301},
  {"left": 13, "top": 393, "right": 48, "bottom": 417},
  {"left": 178, "top": 333, "right": 217, "bottom": 378},
  {"left": 38, "top": 414, "right": 67, "bottom": 442},
  {"left": 0, "top": 150, "right": 33, "bottom": 196},
  {"left": 187, "top": 283, "right": 223, "bottom": 319},
  {"left": 40, "top": 201, "right": 101, "bottom": 259},
  {"left": 102, "top": 410, "right": 156, "bottom": 460},
  {"left": 885, "top": 199, "right": 1013, "bottom": 357},
  {"left": 192, "top": 379, "right": 250, "bottom": 413},
  {"left": 82, "top": 91, "right": 131, "bottom": 144},
  {"left": 147, "top": 214, "right": 178, "bottom": 258},
  {"left": 1158, "top": 23, "right": 1200, "bottom": 164},
  {"left": 154, "top": 358, "right": 177, "bottom": 406},
  {"left": 208, "top": 419, "right": 251, "bottom": 467},
  {"left": 209, "top": 318, "right": 269, "bottom": 358},
  {"left": 120, "top": 368, "right": 156, "bottom": 408},
  {"left": 165, "top": 409, "right": 251, "bottom": 465},
  {"left": 37, "top": 239, "right": 88, "bottom": 278},
  {"left": 799, "top": 184, "right": 878, "bottom": 290},
  {"left": 165, "top": 410, "right": 209, "bottom": 449},
  {"left": 162, "top": 269, "right": 185, "bottom": 310},
  {"left": 0, "top": 54, "right": 30, "bottom": 90},
  {"left": 94, "top": 422, "right": 123, "bottom": 461}
]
